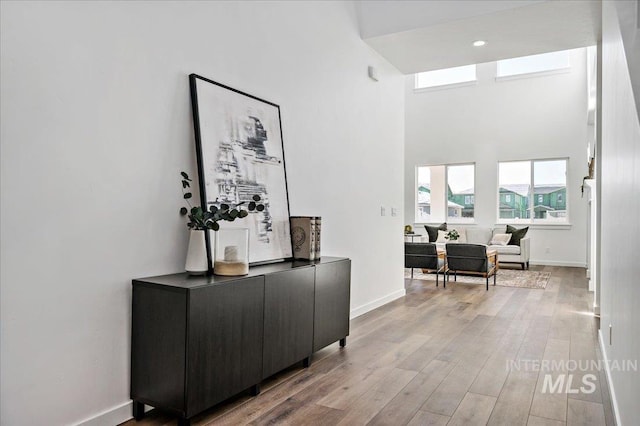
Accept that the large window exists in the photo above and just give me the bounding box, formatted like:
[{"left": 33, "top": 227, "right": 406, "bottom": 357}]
[
  {"left": 498, "top": 159, "right": 568, "bottom": 223},
  {"left": 415, "top": 65, "right": 477, "bottom": 89},
  {"left": 416, "top": 164, "right": 475, "bottom": 223},
  {"left": 497, "top": 50, "right": 570, "bottom": 78}
]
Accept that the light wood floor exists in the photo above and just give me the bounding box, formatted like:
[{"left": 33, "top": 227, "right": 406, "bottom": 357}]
[{"left": 124, "top": 266, "right": 615, "bottom": 426}]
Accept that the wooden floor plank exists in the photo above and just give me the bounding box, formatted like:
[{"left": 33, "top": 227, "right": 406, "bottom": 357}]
[
  {"left": 487, "top": 370, "right": 539, "bottom": 426},
  {"left": 335, "top": 368, "right": 418, "bottom": 425},
  {"left": 406, "top": 410, "right": 450, "bottom": 426},
  {"left": 317, "top": 333, "right": 429, "bottom": 410},
  {"left": 420, "top": 360, "right": 484, "bottom": 416},
  {"left": 447, "top": 392, "right": 497, "bottom": 426},
  {"left": 527, "top": 415, "right": 566, "bottom": 426},
  {"left": 367, "top": 360, "right": 454, "bottom": 426},
  {"left": 530, "top": 338, "right": 570, "bottom": 422},
  {"left": 567, "top": 399, "right": 605, "bottom": 426}
]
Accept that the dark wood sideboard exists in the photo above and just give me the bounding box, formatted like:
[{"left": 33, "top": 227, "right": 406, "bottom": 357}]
[{"left": 130, "top": 257, "right": 351, "bottom": 426}]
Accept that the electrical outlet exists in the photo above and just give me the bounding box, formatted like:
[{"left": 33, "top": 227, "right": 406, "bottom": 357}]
[
  {"left": 380, "top": 206, "right": 386, "bottom": 216},
  {"left": 545, "top": 247, "right": 551, "bottom": 254}
]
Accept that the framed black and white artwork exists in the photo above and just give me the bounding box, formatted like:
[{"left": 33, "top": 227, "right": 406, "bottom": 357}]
[{"left": 189, "top": 74, "right": 292, "bottom": 265}]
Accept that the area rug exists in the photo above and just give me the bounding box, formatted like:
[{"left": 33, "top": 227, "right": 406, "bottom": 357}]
[{"left": 405, "top": 268, "right": 550, "bottom": 289}]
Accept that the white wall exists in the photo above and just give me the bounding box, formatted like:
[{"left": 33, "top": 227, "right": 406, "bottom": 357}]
[
  {"left": 404, "top": 48, "right": 589, "bottom": 266},
  {"left": 612, "top": 0, "right": 640, "bottom": 118},
  {"left": 599, "top": 1, "right": 640, "bottom": 424},
  {"left": 0, "top": 2, "right": 405, "bottom": 425}
]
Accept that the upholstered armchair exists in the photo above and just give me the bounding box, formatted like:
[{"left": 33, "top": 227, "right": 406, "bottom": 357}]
[
  {"left": 444, "top": 243, "right": 497, "bottom": 290},
  {"left": 405, "top": 242, "right": 445, "bottom": 286}
]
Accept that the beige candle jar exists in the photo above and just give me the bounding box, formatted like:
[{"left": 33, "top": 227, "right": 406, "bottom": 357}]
[{"left": 213, "top": 228, "right": 249, "bottom": 276}]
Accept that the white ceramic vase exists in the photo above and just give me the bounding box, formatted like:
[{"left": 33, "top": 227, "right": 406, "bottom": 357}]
[{"left": 185, "top": 230, "right": 208, "bottom": 275}]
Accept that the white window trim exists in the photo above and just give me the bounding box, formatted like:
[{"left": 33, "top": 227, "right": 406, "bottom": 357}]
[
  {"left": 415, "top": 162, "right": 476, "bottom": 225},
  {"left": 414, "top": 65, "right": 478, "bottom": 91},
  {"left": 495, "top": 66, "right": 571, "bottom": 82},
  {"left": 413, "top": 80, "right": 478, "bottom": 93},
  {"left": 494, "top": 223, "right": 573, "bottom": 230},
  {"left": 495, "top": 51, "right": 571, "bottom": 81},
  {"left": 496, "top": 157, "right": 570, "bottom": 226}
]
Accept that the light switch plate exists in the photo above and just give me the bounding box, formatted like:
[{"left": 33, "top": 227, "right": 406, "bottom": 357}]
[{"left": 380, "top": 206, "right": 386, "bottom": 216}]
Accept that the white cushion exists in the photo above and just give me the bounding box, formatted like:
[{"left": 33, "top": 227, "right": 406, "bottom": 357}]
[
  {"left": 466, "top": 228, "right": 493, "bottom": 245},
  {"left": 435, "top": 230, "right": 448, "bottom": 243},
  {"left": 490, "top": 233, "right": 512, "bottom": 246},
  {"left": 489, "top": 244, "right": 521, "bottom": 255}
]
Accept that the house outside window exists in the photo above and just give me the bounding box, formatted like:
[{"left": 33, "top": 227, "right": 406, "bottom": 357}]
[
  {"left": 498, "top": 159, "right": 568, "bottom": 223},
  {"left": 416, "top": 163, "right": 475, "bottom": 223}
]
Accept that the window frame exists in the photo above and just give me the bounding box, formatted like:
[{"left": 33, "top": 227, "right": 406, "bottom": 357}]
[
  {"left": 495, "top": 50, "right": 571, "bottom": 81},
  {"left": 415, "top": 162, "right": 476, "bottom": 224},
  {"left": 496, "top": 158, "right": 569, "bottom": 225},
  {"left": 414, "top": 64, "right": 478, "bottom": 92}
]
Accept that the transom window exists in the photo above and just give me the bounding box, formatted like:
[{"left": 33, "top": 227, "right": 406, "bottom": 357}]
[
  {"left": 498, "top": 159, "right": 568, "bottom": 223},
  {"left": 416, "top": 163, "right": 475, "bottom": 223},
  {"left": 415, "top": 65, "right": 477, "bottom": 89},
  {"left": 497, "top": 50, "right": 570, "bottom": 78}
]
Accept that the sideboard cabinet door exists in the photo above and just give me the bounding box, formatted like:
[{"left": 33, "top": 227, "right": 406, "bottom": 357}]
[
  {"left": 186, "top": 277, "right": 264, "bottom": 417},
  {"left": 313, "top": 260, "right": 351, "bottom": 352},
  {"left": 131, "top": 285, "right": 187, "bottom": 413},
  {"left": 262, "top": 267, "right": 315, "bottom": 379}
]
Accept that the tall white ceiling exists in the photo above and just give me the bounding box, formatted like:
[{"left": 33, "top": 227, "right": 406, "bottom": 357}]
[{"left": 357, "top": 0, "right": 601, "bottom": 74}]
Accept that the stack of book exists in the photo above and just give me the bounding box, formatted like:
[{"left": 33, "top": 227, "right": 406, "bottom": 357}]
[{"left": 290, "top": 216, "right": 321, "bottom": 260}]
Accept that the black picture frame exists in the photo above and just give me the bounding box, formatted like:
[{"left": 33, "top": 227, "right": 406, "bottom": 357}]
[{"left": 189, "top": 73, "right": 293, "bottom": 271}]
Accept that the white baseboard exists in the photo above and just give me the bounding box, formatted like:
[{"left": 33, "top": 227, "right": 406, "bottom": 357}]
[
  {"left": 73, "top": 400, "right": 138, "bottom": 426},
  {"left": 350, "top": 288, "right": 406, "bottom": 319},
  {"left": 599, "top": 330, "right": 622, "bottom": 426},
  {"left": 529, "top": 259, "right": 587, "bottom": 268}
]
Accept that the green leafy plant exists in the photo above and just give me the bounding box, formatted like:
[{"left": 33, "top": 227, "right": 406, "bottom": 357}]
[
  {"left": 179, "top": 172, "right": 264, "bottom": 231},
  {"left": 445, "top": 229, "right": 460, "bottom": 241}
]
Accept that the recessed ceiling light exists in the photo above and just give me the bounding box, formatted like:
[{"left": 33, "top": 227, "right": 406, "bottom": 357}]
[{"left": 473, "top": 40, "right": 486, "bottom": 47}]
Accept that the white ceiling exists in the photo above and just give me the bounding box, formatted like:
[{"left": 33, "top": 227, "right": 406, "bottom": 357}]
[{"left": 357, "top": 0, "right": 601, "bottom": 74}]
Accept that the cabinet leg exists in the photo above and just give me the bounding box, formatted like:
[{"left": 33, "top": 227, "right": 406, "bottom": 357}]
[
  {"left": 340, "top": 337, "right": 347, "bottom": 347},
  {"left": 303, "top": 356, "right": 311, "bottom": 368},
  {"left": 250, "top": 384, "right": 261, "bottom": 396},
  {"left": 178, "top": 417, "right": 191, "bottom": 426},
  {"left": 132, "top": 401, "right": 145, "bottom": 421}
]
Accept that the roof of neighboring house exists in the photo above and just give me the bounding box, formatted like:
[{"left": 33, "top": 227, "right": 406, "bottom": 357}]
[
  {"left": 499, "top": 203, "right": 516, "bottom": 209},
  {"left": 534, "top": 185, "right": 565, "bottom": 194},
  {"left": 534, "top": 205, "right": 554, "bottom": 211},
  {"left": 417, "top": 190, "right": 431, "bottom": 204},
  {"left": 499, "top": 184, "right": 530, "bottom": 197},
  {"left": 417, "top": 191, "right": 463, "bottom": 209},
  {"left": 452, "top": 187, "right": 474, "bottom": 195}
]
